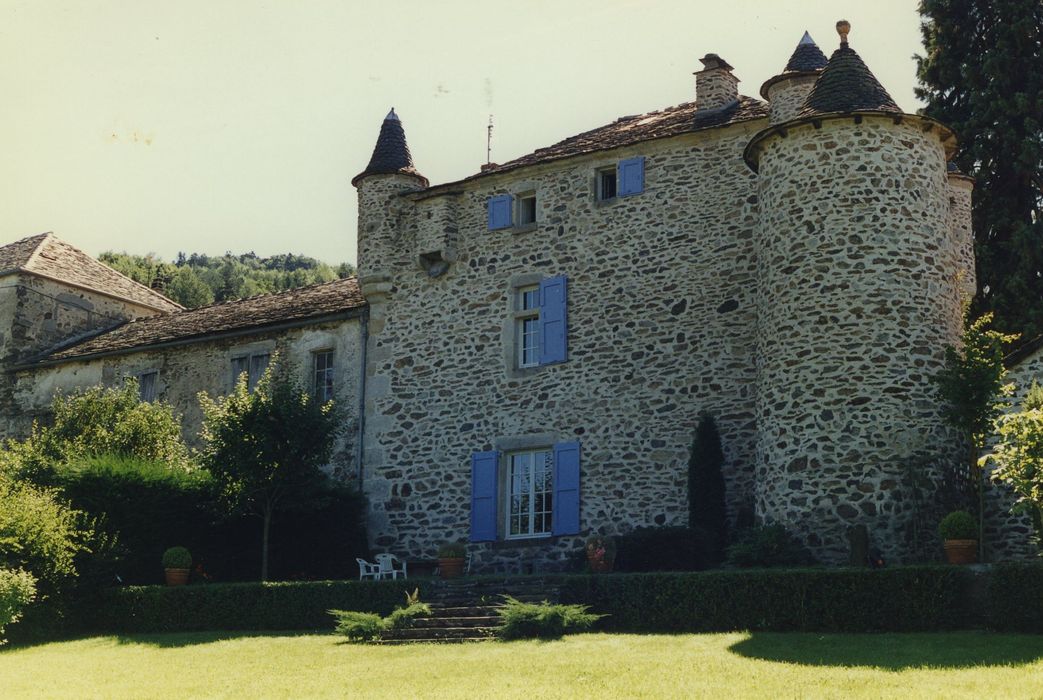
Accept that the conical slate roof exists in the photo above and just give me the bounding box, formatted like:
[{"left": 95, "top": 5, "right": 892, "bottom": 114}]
[
  {"left": 797, "top": 36, "right": 900, "bottom": 117},
  {"left": 351, "top": 108, "right": 427, "bottom": 186},
  {"left": 759, "top": 31, "right": 828, "bottom": 99},
  {"left": 784, "top": 32, "right": 828, "bottom": 72}
]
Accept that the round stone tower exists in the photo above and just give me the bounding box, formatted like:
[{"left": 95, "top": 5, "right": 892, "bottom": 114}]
[
  {"left": 744, "top": 22, "right": 964, "bottom": 563},
  {"left": 352, "top": 108, "right": 428, "bottom": 286},
  {"left": 760, "top": 31, "right": 828, "bottom": 125}
]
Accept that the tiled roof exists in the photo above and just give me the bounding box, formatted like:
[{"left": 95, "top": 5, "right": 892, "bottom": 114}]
[
  {"left": 784, "top": 32, "right": 828, "bottom": 72},
  {"left": 35, "top": 277, "right": 365, "bottom": 364},
  {"left": 798, "top": 43, "right": 900, "bottom": 118},
  {"left": 352, "top": 109, "right": 428, "bottom": 187},
  {"left": 421, "top": 96, "right": 768, "bottom": 193},
  {"left": 0, "top": 233, "right": 183, "bottom": 312}
]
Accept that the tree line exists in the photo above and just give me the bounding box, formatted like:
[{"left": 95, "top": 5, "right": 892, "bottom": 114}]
[{"left": 99, "top": 250, "right": 356, "bottom": 309}]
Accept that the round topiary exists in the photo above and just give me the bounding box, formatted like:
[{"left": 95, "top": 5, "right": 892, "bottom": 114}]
[
  {"left": 938, "top": 511, "right": 977, "bottom": 541},
  {"left": 161, "top": 546, "right": 192, "bottom": 569}
]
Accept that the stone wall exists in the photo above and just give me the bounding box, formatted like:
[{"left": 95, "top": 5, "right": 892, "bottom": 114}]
[
  {"left": 947, "top": 174, "right": 976, "bottom": 301},
  {"left": 752, "top": 116, "right": 965, "bottom": 563},
  {"left": 8, "top": 318, "right": 364, "bottom": 478},
  {"left": 0, "top": 272, "right": 167, "bottom": 439},
  {"left": 358, "top": 120, "right": 765, "bottom": 571},
  {"left": 765, "top": 76, "right": 817, "bottom": 125}
]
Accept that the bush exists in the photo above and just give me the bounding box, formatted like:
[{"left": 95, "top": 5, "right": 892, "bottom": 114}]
[
  {"left": 384, "top": 601, "right": 431, "bottom": 630},
  {"left": 938, "top": 510, "right": 978, "bottom": 540},
  {"left": 615, "top": 526, "right": 712, "bottom": 572},
  {"left": 688, "top": 413, "right": 728, "bottom": 562},
  {"left": 78, "top": 579, "right": 422, "bottom": 634},
  {"left": 437, "top": 542, "right": 466, "bottom": 558},
  {"left": 987, "top": 562, "right": 1043, "bottom": 632},
  {"left": 724, "top": 524, "right": 816, "bottom": 568},
  {"left": 496, "top": 596, "right": 601, "bottom": 640},
  {"left": 0, "top": 568, "right": 36, "bottom": 644},
  {"left": 161, "top": 547, "right": 192, "bottom": 569},
  {"left": 559, "top": 566, "right": 971, "bottom": 633},
  {"left": 329, "top": 610, "right": 385, "bottom": 642}
]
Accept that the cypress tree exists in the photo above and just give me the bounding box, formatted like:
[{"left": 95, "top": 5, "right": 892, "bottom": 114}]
[
  {"left": 915, "top": 0, "right": 1043, "bottom": 339},
  {"left": 688, "top": 412, "right": 727, "bottom": 561}
]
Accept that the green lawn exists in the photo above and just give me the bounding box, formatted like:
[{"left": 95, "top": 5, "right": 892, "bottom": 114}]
[{"left": 2, "top": 631, "right": 1042, "bottom": 699}]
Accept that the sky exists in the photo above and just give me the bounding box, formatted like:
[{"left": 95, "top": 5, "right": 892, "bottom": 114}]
[{"left": 0, "top": 1, "right": 925, "bottom": 265}]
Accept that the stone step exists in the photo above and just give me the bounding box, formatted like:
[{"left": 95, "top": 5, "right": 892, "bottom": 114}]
[
  {"left": 410, "top": 615, "right": 500, "bottom": 629},
  {"left": 383, "top": 626, "right": 498, "bottom": 641},
  {"left": 379, "top": 636, "right": 492, "bottom": 645},
  {"left": 426, "top": 605, "right": 501, "bottom": 617}
]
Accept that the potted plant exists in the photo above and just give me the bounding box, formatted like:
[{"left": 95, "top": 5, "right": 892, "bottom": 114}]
[
  {"left": 585, "top": 534, "right": 616, "bottom": 573},
  {"left": 437, "top": 542, "right": 467, "bottom": 579},
  {"left": 939, "top": 511, "right": 978, "bottom": 564},
  {"left": 162, "top": 546, "right": 193, "bottom": 586}
]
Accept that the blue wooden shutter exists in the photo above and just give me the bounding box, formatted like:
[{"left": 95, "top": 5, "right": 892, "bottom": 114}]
[
  {"left": 470, "top": 451, "right": 498, "bottom": 542},
  {"left": 487, "top": 195, "right": 513, "bottom": 230},
  {"left": 552, "top": 441, "right": 581, "bottom": 536},
  {"left": 618, "top": 156, "right": 645, "bottom": 196},
  {"left": 538, "top": 275, "right": 568, "bottom": 365}
]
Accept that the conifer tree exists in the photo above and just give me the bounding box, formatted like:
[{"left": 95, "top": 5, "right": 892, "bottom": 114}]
[
  {"left": 688, "top": 413, "right": 727, "bottom": 561},
  {"left": 915, "top": 0, "right": 1043, "bottom": 339}
]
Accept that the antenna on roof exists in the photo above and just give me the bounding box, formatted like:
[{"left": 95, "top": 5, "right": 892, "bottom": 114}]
[{"left": 486, "top": 114, "right": 494, "bottom": 165}]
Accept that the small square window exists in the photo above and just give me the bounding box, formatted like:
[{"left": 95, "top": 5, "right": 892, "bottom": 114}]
[
  {"left": 597, "top": 168, "right": 617, "bottom": 201},
  {"left": 517, "top": 194, "right": 537, "bottom": 226},
  {"left": 232, "top": 352, "right": 270, "bottom": 392}
]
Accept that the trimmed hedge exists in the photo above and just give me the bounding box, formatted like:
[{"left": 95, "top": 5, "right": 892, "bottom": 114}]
[
  {"left": 75, "top": 579, "right": 425, "bottom": 634},
  {"left": 987, "top": 562, "right": 1043, "bottom": 633},
  {"left": 559, "top": 566, "right": 973, "bottom": 633}
]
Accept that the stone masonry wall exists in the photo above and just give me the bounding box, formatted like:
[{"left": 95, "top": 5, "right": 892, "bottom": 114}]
[
  {"left": 753, "top": 117, "right": 965, "bottom": 563},
  {"left": 766, "top": 76, "right": 817, "bottom": 125},
  {"left": 358, "top": 120, "right": 765, "bottom": 572},
  {"left": 0, "top": 273, "right": 166, "bottom": 439},
  {"left": 8, "top": 318, "right": 363, "bottom": 478},
  {"left": 947, "top": 175, "right": 976, "bottom": 301}
]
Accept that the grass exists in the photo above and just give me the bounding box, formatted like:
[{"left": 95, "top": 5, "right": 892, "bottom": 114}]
[{"left": 2, "top": 631, "right": 1043, "bottom": 698}]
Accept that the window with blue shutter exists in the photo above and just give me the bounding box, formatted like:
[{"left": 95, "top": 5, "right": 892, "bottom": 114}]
[
  {"left": 618, "top": 156, "right": 645, "bottom": 197},
  {"left": 552, "top": 441, "right": 581, "bottom": 536},
  {"left": 538, "top": 275, "right": 567, "bottom": 365},
  {"left": 488, "top": 194, "right": 513, "bottom": 230},
  {"left": 470, "top": 451, "right": 499, "bottom": 542}
]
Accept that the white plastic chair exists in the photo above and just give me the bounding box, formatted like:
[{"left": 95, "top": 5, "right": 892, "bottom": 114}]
[
  {"left": 375, "top": 553, "right": 407, "bottom": 580},
  {"left": 356, "top": 557, "right": 381, "bottom": 581}
]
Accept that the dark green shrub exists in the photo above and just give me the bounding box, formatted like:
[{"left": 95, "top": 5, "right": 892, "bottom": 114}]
[
  {"left": 329, "top": 610, "right": 385, "bottom": 642},
  {"left": 688, "top": 413, "right": 728, "bottom": 561},
  {"left": 161, "top": 547, "right": 192, "bottom": 569},
  {"left": 77, "top": 579, "right": 422, "bottom": 635},
  {"left": 938, "top": 510, "right": 978, "bottom": 540},
  {"left": 437, "top": 542, "right": 467, "bottom": 558},
  {"left": 987, "top": 562, "right": 1043, "bottom": 632},
  {"left": 0, "top": 568, "right": 36, "bottom": 644},
  {"left": 725, "top": 524, "right": 816, "bottom": 568},
  {"left": 559, "top": 566, "right": 971, "bottom": 633},
  {"left": 615, "top": 526, "right": 711, "bottom": 572},
  {"left": 384, "top": 601, "right": 432, "bottom": 630},
  {"left": 496, "top": 596, "right": 601, "bottom": 640}
]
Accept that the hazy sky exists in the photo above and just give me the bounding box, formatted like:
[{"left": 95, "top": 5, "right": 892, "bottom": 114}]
[{"left": 0, "top": 1, "right": 924, "bottom": 265}]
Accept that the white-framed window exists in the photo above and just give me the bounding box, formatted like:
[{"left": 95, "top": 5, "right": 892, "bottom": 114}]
[
  {"left": 516, "top": 285, "right": 540, "bottom": 368},
  {"left": 597, "top": 167, "right": 617, "bottom": 201},
  {"left": 313, "top": 350, "right": 335, "bottom": 402},
  {"left": 232, "top": 352, "right": 270, "bottom": 392},
  {"left": 516, "top": 192, "right": 537, "bottom": 226},
  {"left": 137, "top": 371, "right": 158, "bottom": 402},
  {"left": 506, "top": 449, "right": 553, "bottom": 539}
]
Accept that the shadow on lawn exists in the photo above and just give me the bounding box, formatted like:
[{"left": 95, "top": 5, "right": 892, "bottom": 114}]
[
  {"left": 0, "top": 630, "right": 323, "bottom": 652},
  {"left": 728, "top": 632, "right": 1043, "bottom": 670}
]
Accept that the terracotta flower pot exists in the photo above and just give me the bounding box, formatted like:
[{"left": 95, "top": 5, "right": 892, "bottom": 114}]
[
  {"left": 943, "top": 539, "right": 978, "bottom": 565},
  {"left": 164, "top": 568, "right": 190, "bottom": 586},
  {"left": 438, "top": 557, "right": 464, "bottom": 579}
]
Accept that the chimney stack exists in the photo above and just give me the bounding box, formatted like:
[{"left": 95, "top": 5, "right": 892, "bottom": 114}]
[{"left": 695, "top": 54, "right": 738, "bottom": 112}]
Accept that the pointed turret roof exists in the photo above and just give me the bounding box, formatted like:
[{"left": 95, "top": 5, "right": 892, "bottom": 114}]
[
  {"left": 759, "top": 31, "right": 828, "bottom": 99},
  {"left": 351, "top": 108, "right": 428, "bottom": 187},
  {"left": 797, "top": 22, "right": 900, "bottom": 118},
  {"left": 784, "top": 32, "right": 829, "bottom": 72}
]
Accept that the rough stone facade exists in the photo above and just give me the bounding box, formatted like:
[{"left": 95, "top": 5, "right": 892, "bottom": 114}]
[{"left": 764, "top": 76, "right": 817, "bottom": 125}]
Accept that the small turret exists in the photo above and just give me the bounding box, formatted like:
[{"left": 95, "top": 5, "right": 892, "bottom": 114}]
[
  {"left": 760, "top": 31, "right": 828, "bottom": 124},
  {"left": 352, "top": 108, "right": 428, "bottom": 188}
]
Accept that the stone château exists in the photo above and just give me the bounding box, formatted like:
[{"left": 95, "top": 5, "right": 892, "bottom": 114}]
[{"left": 1, "top": 24, "right": 1037, "bottom": 568}]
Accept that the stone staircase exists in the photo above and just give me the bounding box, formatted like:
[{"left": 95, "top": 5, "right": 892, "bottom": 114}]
[{"left": 380, "top": 577, "right": 561, "bottom": 644}]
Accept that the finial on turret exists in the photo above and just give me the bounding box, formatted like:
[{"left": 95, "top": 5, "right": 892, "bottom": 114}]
[
  {"left": 385, "top": 108, "right": 399, "bottom": 121},
  {"left": 799, "top": 30, "right": 815, "bottom": 46},
  {"left": 837, "top": 20, "right": 851, "bottom": 46}
]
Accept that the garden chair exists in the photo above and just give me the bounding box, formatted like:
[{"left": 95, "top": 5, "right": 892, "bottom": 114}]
[
  {"left": 375, "top": 553, "right": 407, "bottom": 580},
  {"left": 356, "top": 557, "right": 381, "bottom": 581}
]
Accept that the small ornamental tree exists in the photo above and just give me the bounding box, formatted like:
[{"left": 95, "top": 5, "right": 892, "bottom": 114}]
[
  {"left": 985, "top": 398, "right": 1043, "bottom": 542},
  {"left": 199, "top": 356, "right": 340, "bottom": 581},
  {"left": 688, "top": 412, "right": 728, "bottom": 562},
  {"left": 932, "top": 312, "right": 1018, "bottom": 556}
]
